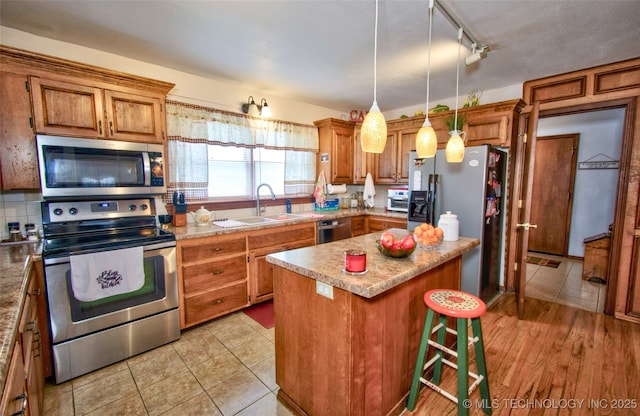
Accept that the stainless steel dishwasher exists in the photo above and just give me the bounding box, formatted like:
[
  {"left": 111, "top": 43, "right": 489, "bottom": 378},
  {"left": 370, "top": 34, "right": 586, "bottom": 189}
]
[{"left": 317, "top": 217, "right": 352, "bottom": 244}]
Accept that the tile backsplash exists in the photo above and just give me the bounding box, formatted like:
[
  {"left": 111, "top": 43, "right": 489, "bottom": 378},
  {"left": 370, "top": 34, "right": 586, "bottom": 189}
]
[{"left": 0, "top": 191, "right": 44, "bottom": 240}]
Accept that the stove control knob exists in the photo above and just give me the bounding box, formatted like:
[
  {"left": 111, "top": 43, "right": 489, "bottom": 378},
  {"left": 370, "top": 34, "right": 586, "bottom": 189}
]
[
  {"left": 129, "top": 204, "right": 137, "bottom": 211},
  {"left": 139, "top": 204, "right": 148, "bottom": 211},
  {"left": 53, "top": 208, "right": 63, "bottom": 216},
  {"left": 69, "top": 207, "right": 78, "bottom": 215}
]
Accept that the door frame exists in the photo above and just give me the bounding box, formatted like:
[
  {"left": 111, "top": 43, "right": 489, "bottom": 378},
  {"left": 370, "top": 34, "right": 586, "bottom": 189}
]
[{"left": 506, "top": 97, "right": 635, "bottom": 316}]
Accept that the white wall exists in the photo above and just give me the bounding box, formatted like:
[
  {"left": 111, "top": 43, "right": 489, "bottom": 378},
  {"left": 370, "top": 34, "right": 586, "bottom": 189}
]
[{"left": 537, "top": 109, "right": 625, "bottom": 257}]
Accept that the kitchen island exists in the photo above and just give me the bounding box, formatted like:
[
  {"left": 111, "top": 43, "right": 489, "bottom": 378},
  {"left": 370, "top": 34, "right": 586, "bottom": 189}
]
[{"left": 266, "top": 230, "right": 479, "bottom": 416}]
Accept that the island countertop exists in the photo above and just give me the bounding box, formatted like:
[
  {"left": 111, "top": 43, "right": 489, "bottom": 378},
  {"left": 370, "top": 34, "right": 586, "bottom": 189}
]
[{"left": 266, "top": 229, "right": 479, "bottom": 298}]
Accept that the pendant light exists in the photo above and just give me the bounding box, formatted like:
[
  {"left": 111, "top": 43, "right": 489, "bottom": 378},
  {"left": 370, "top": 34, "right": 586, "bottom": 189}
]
[
  {"left": 415, "top": 0, "right": 437, "bottom": 158},
  {"left": 361, "top": 0, "right": 387, "bottom": 153},
  {"left": 445, "top": 28, "right": 465, "bottom": 163}
]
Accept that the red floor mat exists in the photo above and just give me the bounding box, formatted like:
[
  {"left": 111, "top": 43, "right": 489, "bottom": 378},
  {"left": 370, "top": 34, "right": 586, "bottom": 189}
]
[{"left": 243, "top": 300, "right": 274, "bottom": 329}]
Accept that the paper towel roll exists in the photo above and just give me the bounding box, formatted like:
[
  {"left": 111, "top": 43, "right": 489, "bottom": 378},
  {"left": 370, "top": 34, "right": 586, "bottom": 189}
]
[{"left": 327, "top": 184, "right": 347, "bottom": 194}]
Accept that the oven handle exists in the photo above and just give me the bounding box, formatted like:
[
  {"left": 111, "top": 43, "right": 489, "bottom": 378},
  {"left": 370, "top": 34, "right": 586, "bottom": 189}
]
[{"left": 44, "top": 240, "right": 176, "bottom": 265}]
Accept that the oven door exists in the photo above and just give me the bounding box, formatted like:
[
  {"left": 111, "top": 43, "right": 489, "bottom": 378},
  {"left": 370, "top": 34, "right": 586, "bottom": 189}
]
[{"left": 44, "top": 241, "right": 178, "bottom": 344}]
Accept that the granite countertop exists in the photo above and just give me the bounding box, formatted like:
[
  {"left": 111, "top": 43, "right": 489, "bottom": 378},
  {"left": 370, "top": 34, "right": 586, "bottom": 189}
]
[
  {"left": 0, "top": 241, "right": 41, "bottom": 397},
  {"left": 171, "top": 207, "right": 406, "bottom": 240},
  {"left": 266, "top": 229, "right": 479, "bottom": 298}
]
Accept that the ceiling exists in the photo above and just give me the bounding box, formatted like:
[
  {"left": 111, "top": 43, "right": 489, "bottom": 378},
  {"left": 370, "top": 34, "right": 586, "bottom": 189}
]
[{"left": 1, "top": 0, "right": 639, "bottom": 113}]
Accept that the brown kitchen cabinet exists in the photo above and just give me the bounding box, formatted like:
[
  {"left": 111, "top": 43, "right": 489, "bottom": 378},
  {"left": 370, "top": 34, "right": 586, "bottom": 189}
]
[
  {"left": 177, "top": 234, "right": 249, "bottom": 329},
  {"left": 1, "top": 261, "right": 47, "bottom": 416},
  {"left": 315, "top": 118, "right": 356, "bottom": 184},
  {"left": 353, "top": 127, "right": 374, "bottom": 184},
  {"left": 248, "top": 222, "right": 316, "bottom": 304},
  {"left": 367, "top": 216, "right": 407, "bottom": 232},
  {"left": 30, "top": 76, "right": 166, "bottom": 143},
  {"left": 373, "top": 125, "right": 416, "bottom": 184},
  {"left": 0, "top": 70, "right": 39, "bottom": 190},
  {"left": 462, "top": 99, "right": 525, "bottom": 147},
  {"left": 351, "top": 215, "right": 367, "bottom": 237}
]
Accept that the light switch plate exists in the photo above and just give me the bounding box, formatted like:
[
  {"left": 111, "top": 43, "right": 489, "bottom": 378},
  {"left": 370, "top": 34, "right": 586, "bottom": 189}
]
[{"left": 316, "top": 281, "right": 333, "bottom": 299}]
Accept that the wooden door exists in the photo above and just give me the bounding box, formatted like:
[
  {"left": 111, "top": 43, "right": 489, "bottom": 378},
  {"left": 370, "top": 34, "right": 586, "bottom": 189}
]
[
  {"left": 528, "top": 134, "right": 579, "bottom": 256},
  {"left": 514, "top": 103, "right": 539, "bottom": 320},
  {"left": 0, "top": 71, "right": 39, "bottom": 190},
  {"left": 104, "top": 90, "right": 164, "bottom": 143},
  {"left": 30, "top": 77, "right": 105, "bottom": 138},
  {"left": 331, "top": 126, "right": 354, "bottom": 184},
  {"left": 373, "top": 131, "right": 398, "bottom": 183},
  {"left": 396, "top": 129, "right": 415, "bottom": 183}
]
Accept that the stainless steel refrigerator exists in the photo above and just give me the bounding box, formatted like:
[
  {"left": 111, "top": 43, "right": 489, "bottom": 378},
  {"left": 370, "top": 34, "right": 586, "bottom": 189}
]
[{"left": 407, "top": 145, "right": 507, "bottom": 302}]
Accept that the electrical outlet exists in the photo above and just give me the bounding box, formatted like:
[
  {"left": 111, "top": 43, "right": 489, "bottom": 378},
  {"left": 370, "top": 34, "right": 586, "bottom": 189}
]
[{"left": 316, "top": 281, "right": 333, "bottom": 299}]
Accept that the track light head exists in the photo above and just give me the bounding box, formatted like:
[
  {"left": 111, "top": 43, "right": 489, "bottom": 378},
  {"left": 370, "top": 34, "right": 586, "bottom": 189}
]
[{"left": 465, "top": 44, "right": 489, "bottom": 66}]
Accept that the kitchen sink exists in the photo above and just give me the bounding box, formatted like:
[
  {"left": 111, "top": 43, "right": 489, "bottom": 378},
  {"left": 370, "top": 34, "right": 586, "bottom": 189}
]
[
  {"left": 234, "top": 213, "right": 307, "bottom": 225},
  {"left": 235, "top": 216, "right": 278, "bottom": 224}
]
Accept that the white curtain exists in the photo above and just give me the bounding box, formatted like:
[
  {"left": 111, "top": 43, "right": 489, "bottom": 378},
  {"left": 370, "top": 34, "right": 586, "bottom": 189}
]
[{"left": 166, "top": 100, "right": 318, "bottom": 201}]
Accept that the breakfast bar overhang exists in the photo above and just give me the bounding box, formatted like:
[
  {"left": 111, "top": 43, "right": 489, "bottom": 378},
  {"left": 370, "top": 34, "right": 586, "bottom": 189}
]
[{"left": 266, "top": 230, "right": 480, "bottom": 416}]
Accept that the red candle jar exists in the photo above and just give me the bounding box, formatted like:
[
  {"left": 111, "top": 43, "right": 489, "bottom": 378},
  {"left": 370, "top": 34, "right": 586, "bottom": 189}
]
[{"left": 345, "top": 250, "right": 367, "bottom": 273}]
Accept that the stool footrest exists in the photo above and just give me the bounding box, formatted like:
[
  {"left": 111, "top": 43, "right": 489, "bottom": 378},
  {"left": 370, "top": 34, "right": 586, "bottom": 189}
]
[{"left": 420, "top": 353, "right": 485, "bottom": 398}]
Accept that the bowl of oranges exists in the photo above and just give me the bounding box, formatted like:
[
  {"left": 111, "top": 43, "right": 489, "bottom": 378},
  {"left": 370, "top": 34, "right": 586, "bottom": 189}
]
[
  {"left": 413, "top": 223, "right": 444, "bottom": 250},
  {"left": 376, "top": 230, "right": 416, "bottom": 258}
]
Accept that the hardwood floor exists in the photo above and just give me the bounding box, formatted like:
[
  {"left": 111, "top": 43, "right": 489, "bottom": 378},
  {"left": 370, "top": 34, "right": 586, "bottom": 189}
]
[{"left": 405, "top": 294, "right": 640, "bottom": 415}]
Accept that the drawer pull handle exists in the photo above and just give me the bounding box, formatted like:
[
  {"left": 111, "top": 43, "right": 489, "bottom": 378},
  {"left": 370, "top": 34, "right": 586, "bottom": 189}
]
[
  {"left": 98, "top": 120, "right": 102, "bottom": 135},
  {"left": 211, "top": 247, "right": 224, "bottom": 252},
  {"left": 11, "top": 393, "right": 27, "bottom": 416},
  {"left": 213, "top": 298, "right": 225, "bottom": 305},
  {"left": 212, "top": 270, "right": 224, "bottom": 275}
]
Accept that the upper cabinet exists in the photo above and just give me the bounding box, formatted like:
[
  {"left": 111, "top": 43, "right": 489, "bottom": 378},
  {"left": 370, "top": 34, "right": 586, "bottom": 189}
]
[
  {"left": 0, "top": 46, "right": 174, "bottom": 191},
  {"left": 30, "top": 77, "right": 165, "bottom": 143},
  {"left": 315, "top": 118, "right": 356, "bottom": 184}
]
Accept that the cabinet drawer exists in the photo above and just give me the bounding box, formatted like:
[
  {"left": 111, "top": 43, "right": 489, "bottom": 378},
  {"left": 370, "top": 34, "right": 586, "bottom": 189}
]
[
  {"left": 182, "top": 254, "right": 247, "bottom": 295},
  {"left": 368, "top": 217, "right": 407, "bottom": 232},
  {"left": 184, "top": 281, "right": 248, "bottom": 325},
  {"left": 248, "top": 223, "right": 315, "bottom": 250},
  {"left": 180, "top": 237, "right": 246, "bottom": 263}
]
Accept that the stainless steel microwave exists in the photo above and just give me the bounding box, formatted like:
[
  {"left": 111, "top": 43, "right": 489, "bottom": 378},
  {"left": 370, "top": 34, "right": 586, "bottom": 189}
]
[{"left": 37, "top": 135, "right": 166, "bottom": 199}]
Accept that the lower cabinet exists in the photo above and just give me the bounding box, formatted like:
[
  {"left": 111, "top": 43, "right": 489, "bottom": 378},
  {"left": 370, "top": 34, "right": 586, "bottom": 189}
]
[
  {"left": 367, "top": 216, "right": 408, "bottom": 233},
  {"left": 1, "top": 262, "right": 46, "bottom": 416},
  {"left": 351, "top": 215, "right": 367, "bottom": 237},
  {"left": 248, "top": 223, "right": 316, "bottom": 304},
  {"left": 177, "top": 234, "right": 249, "bottom": 329}
]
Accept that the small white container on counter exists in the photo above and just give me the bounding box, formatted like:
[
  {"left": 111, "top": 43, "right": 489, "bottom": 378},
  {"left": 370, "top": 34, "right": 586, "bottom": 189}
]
[{"left": 438, "top": 211, "right": 459, "bottom": 241}]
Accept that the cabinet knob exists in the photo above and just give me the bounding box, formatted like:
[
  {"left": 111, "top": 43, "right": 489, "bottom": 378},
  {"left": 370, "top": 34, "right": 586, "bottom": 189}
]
[
  {"left": 212, "top": 270, "right": 224, "bottom": 275},
  {"left": 213, "top": 298, "right": 225, "bottom": 305}
]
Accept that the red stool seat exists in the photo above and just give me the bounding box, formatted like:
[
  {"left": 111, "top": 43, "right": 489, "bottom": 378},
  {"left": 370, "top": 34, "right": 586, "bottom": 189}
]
[{"left": 424, "top": 288, "right": 486, "bottom": 319}]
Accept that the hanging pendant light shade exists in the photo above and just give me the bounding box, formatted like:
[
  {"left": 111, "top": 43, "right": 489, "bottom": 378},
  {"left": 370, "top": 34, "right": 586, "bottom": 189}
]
[
  {"left": 416, "top": 0, "right": 437, "bottom": 158},
  {"left": 446, "top": 28, "right": 465, "bottom": 163},
  {"left": 361, "top": 0, "right": 387, "bottom": 153}
]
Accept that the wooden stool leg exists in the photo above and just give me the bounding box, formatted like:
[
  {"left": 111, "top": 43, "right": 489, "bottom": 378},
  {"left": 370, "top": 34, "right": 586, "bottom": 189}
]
[
  {"left": 457, "top": 318, "right": 469, "bottom": 416},
  {"left": 471, "top": 317, "right": 492, "bottom": 415},
  {"left": 432, "top": 314, "right": 448, "bottom": 385},
  {"left": 408, "top": 308, "right": 436, "bottom": 410}
]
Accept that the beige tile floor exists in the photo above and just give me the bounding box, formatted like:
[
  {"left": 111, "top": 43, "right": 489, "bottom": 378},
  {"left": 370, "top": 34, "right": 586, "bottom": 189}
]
[
  {"left": 43, "top": 310, "right": 294, "bottom": 416},
  {"left": 525, "top": 252, "right": 606, "bottom": 313}
]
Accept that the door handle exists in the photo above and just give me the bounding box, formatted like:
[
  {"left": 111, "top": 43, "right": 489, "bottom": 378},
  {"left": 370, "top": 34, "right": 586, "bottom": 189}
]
[{"left": 516, "top": 223, "right": 538, "bottom": 230}]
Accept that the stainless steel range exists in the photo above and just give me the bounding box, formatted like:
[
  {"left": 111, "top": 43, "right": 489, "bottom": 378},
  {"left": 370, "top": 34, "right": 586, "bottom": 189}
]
[{"left": 41, "top": 197, "right": 180, "bottom": 383}]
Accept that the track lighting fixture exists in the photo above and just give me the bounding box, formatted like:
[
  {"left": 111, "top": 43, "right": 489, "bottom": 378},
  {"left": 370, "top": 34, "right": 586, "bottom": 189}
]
[{"left": 465, "top": 43, "right": 489, "bottom": 66}]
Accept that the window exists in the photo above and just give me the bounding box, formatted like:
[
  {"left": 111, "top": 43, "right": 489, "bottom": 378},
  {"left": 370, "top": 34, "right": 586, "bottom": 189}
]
[
  {"left": 208, "top": 146, "right": 286, "bottom": 198},
  {"left": 166, "top": 100, "right": 318, "bottom": 202}
]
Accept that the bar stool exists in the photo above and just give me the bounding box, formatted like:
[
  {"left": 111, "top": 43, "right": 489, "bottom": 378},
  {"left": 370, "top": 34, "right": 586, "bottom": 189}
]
[{"left": 407, "top": 289, "right": 491, "bottom": 416}]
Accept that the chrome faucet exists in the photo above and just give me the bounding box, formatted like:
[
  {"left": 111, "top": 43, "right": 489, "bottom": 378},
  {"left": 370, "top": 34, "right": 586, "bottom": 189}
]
[{"left": 256, "top": 183, "right": 276, "bottom": 216}]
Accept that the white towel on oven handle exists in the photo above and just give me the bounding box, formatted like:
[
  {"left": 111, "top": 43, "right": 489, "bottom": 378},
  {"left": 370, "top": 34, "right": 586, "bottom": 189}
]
[{"left": 69, "top": 246, "right": 145, "bottom": 302}]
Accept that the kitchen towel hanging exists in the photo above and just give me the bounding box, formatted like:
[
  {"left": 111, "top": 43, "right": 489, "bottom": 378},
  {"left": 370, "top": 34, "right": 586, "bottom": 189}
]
[
  {"left": 314, "top": 171, "right": 327, "bottom": 207},
  {"left": 363, "top": 172, "right": 376, "bottom": 208},
  {"left": 69, "top": 246, "right": 145, "bottom": 302}
]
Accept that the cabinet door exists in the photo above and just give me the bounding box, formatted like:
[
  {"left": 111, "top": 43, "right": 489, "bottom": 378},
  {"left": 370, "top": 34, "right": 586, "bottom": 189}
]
[
  {"left": 331, "top": 127, "right": 355, "bottom": 184},
  {"left": 396, "top": 129, "right": 415, "bottom": 184},
  {"left": 104, "top": 90, "right": 164, "bottom": 143},
  {"left": 30, "top": 77, "right": 105, "bottom": 138},
  {"left": 1, "top": 342, "right": 26, "bottom": 416},
  {"left": 353, "top": 129, "right": 373, "bottom": 184},
  {"left": 351, "top": 215, "right": 367, "bottom": 236},
  {"left": 0, "top": 71, "right": 39, "bottom": 190},
  {"left": 373, "top": 131, "right": 398, "bottom": 183},
  {"left": 466, "top": 111, "right": 510, "bottom": 146}
]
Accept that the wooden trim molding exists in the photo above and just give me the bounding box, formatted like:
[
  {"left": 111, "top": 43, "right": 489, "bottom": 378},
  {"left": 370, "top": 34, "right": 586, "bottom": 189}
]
[{"left": 0, "top": 45, "right": 175, "bottom": 94}]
